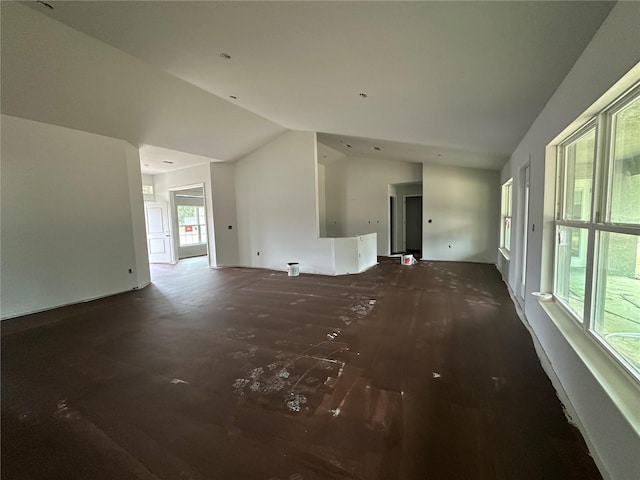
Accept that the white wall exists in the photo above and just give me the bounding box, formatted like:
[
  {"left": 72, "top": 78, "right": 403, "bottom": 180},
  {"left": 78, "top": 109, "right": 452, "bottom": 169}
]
[
  {"left": 324, "top": 156, "right": 423, "bottom": 255},
  {"left": 1, "top": 115, "right": 150, "bottom": 319},
  {"left": 422, "top": 163, "right": 500, "bottom": 263},
  {"left": 503, "top": 3, "right": 640, "bottom": 479},
  {"left": 125, "top": 147, "right": 152, "bottom": 288},
  {"left": 141, "top": 174, "right": 155, "bottom": 202},
  {"left": 318, "top": 163, "right": 327, "bottom": 237},
  {"left": 235, "top": 131, "right": 335, "bottom": 274},
  {"left": 209, "top": 162, "right": 239, "bottom": 267}
]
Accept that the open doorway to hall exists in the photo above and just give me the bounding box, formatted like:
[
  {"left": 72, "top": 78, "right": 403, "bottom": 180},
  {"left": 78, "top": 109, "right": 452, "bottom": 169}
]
[
  {"left": 389, "top": 181, "right": 423, "bottom": 258},
  {"left": 142, "top": 180, "right": 211, "bottom": 278},
  {"left": 172, "top": 186, "right": 209, "bottom": 261}
]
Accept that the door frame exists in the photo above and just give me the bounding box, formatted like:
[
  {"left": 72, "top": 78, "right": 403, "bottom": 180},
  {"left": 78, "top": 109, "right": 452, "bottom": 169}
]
[
  {"left": 169, "top": 183, "right": 209, "bottom": 264},
  {"left": 389, "top": 195, "right": 397, "bottom": 255},
  {"left": 518, "top": 163, "right": 531, "bottom": 303}
]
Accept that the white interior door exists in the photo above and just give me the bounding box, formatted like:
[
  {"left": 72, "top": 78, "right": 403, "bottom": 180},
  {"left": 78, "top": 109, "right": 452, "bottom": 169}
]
[{"left": 144, "top": 202, "right": 173, "bottom": 263}]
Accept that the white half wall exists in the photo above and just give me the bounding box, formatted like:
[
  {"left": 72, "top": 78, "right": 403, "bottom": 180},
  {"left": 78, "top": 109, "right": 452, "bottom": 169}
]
[
  {"left": 1, "top": 115, "right": 150, "bottom": 319},
  {"left": 324, "top": 156, "right": 423, "bottom": 255},
  {"left": 422, "top": 163, "right": 500, "bottom": 263},
  {"left": 503, "top": 3, "right": 640, "bottom": 479},
  {"left": 235, "top": 131, "right": 335, "bottom": 274}
]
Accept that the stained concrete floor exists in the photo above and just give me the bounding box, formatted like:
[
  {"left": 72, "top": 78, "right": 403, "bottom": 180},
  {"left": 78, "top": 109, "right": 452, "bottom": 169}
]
[{"left": 1, "top": 257, "right": 601, "bottom": 479}]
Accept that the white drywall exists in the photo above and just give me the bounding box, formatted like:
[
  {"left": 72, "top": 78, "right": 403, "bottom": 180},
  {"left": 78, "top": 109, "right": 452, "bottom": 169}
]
[
  {"left": 318, "top": 164, "right": 327, "bottom": 237},
  {"left": 0, "top": 115, "right": 149, "bottom": 319},
  {"left": 125, "top": 146, "right": 152, "bottom": 288},
  {"left": 141, "top": 174, "right": 155, "bottom": 202},
  {"left": 235, "top": 131, "right": 335, "bottom": 274},
  {"left": 1, "top": 2, "right": 286, "bottom": 163},
  {"left": 209, "top": 162, "right": 239, "bottom": 267},
  {"left": 324, "top": 156, "right": 423, "bottom": 255},
  {"left": 503, "top": 3, "right": 640, "bottom": 479},
  {"left": 333, "top": 233, "right": 377, "bottom": 275},
  {"left": 422, "top": 163, "right": 500, "bottom": 263},
  {"left": 153, "top": 164, "right": 216, "bottom": 265}
]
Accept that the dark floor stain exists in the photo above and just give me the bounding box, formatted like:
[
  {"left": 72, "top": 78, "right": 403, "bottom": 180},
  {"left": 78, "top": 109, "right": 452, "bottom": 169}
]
[{"left": 1, "top": 257, "right": 602, "bottom": 479}]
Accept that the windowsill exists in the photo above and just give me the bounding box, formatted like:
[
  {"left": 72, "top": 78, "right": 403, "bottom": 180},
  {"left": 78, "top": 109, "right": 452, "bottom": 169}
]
[
  {"left": 537, "top": 297, "right": 640, "bottom": 436},
  {"left": 499, "top": 247, "right": 510, "bottom": 261}
]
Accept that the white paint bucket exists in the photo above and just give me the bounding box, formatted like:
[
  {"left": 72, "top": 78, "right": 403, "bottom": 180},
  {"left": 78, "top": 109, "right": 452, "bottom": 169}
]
[
  {"left": 287, "top": 262, "right": 300, "bottom": 276},
  {"left": 401, "top": 254, "right": 416, "bottom": 265}
]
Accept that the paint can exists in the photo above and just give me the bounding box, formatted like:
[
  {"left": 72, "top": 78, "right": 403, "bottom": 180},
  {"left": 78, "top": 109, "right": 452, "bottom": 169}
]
[
  {"left": 401, "top": 254, "right": 416, "bottom": 265},
  {"left": 287, "top": 262, "right": 300, "bottom": 276}
]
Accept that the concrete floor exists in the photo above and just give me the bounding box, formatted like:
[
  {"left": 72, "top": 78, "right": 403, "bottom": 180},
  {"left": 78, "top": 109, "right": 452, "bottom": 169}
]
[{"left": 1, "top": 257, "right": 601, "bottom": 479}]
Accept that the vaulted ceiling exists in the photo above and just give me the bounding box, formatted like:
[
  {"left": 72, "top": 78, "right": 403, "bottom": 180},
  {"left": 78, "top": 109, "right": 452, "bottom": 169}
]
[{"left": 3, "top": 1, "right": 615, "bottom": 171}]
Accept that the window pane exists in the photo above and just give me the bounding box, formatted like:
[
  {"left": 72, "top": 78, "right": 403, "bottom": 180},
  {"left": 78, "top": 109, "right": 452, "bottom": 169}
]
[
  {"left": 592, "top": 232, "right": 640, "bottom": 375},
  {"left": 562, "top": 129, "right": 595, "bottom": 221},
  {"left": 555, "top": 226, "right": 589, "bottom": 320},
  {"left": 609, "top": 96, "right": 640, "bottom": 225},
  {"left": 504, "top": 217, "right": 511, "bottom": 251}
]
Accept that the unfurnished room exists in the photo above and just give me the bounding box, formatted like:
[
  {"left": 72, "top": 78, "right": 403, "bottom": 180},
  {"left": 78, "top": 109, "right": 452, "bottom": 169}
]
[{"left": 1, "top": 2, "right": 639, "bottom": 479}]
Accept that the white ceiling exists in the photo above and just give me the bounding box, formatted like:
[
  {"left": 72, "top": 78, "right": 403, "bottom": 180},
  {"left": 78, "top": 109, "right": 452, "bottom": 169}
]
[
  {"left": 139, "top": 145, "right": 223, "bottom": 176},
  {"left": 7, "top": 1, "right": 615, "bottom": 172}
]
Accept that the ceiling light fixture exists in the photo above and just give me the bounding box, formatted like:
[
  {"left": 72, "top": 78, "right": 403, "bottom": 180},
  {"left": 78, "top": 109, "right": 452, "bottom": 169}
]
[
  {"left": 373, "top": 146, "right": 381, "bottom": 151},
  {"left": 359, "top": 93, "right": 368, "bottom": 98},
  {"left": 220, "top": 53, "right": 231, "bottom": 60},
  {"left": 346, "top": 144, "right": 353, "bottom": 148},
  {"left": 36, "top": 1, "right": 53, "bottom": 9},
  {"left": 229, "top": 95, "right": 237, "bottom": 100}
]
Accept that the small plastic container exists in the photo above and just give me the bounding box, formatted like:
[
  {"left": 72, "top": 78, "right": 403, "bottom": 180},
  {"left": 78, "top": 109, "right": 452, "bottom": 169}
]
[{"left": 287, "top": 262, "right": 300, "bottom": 276}]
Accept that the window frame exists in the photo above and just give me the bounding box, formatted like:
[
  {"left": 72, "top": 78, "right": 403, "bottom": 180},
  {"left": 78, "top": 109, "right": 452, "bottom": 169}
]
[
  {"left": 500, "top": 178, "right": 513, "bottom": 258},
  {"left": 553, "top": 83, "right": 640, "bottom": 382}
]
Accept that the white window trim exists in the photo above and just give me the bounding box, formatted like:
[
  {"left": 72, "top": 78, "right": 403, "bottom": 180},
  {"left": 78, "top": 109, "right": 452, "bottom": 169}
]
[
  {"left": 538, "top": 74, "right": 640, "bottom": 436},
  {"left": 553, "top": 85, "right": 640, "bottom": 383},
  {"left": 500, "top": 178, "right": 513, "bottom": 259}
]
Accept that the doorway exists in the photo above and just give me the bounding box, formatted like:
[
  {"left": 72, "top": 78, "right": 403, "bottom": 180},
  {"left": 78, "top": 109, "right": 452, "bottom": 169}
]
[
  {"left": 390, "top": 196, "right": 397, "bottom": 254},
  {"left": 405, "top": 195, "right": 422, "bottom": 257},
  {"left": 171, "top": 185, "right": 209, "bottom": 261}
]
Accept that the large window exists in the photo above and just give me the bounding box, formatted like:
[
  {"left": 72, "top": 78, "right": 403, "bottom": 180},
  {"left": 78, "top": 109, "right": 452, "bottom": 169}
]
[
  {"left": 554, "top": 85, "right": 640, "bottom": 379},
  {"left": 177, "top": 205, "right": 207, "bottom": 246},
  {"left": 500, "top": 179, "right": 513, "bottom": 255}
]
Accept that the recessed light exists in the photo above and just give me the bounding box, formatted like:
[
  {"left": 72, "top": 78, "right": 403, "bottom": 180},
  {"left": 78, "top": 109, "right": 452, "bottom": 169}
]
[
  {"left": 36, "top": 1, "right": 53, "bottom": 9},
  {"left": 322, "top": 155, "right": 327, "bottom": 158},
  {"left": 437, "top": 153, "right": 442, "bottom": 157},
  {"left": 162, "top": 161, "right": 174, "bottom": 165},
  {"left": 230, "top": 95, "right": 237, "bottom": 100},
  {"left": 373, "top": 146, "right": 381, "bottom": 151},
  {"left": 359, "top": 93, "right": 368, "bottom": 98},
  {"left": 220, "top": 53, "right": 231, "bottom": 60},
  {"left": 144, "top": 164, "right": 149, "bottom": 167},
  {"left": 345, "top": 144, "right": 353, "bottom": 148}
]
